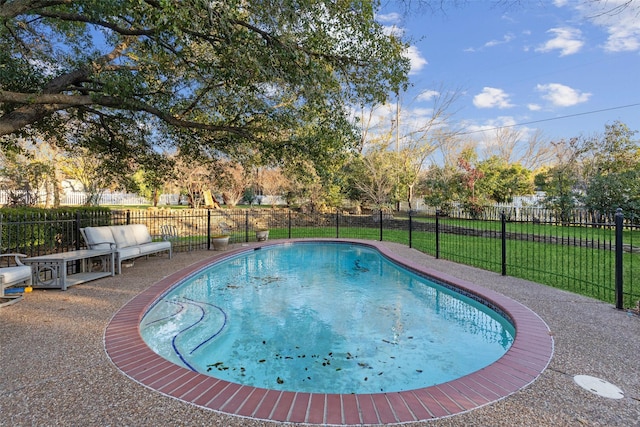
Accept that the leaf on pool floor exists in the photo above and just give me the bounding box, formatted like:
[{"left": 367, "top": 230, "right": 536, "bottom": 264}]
[{"left": 206, "top": 361, "right": 228, "bottom": 371}]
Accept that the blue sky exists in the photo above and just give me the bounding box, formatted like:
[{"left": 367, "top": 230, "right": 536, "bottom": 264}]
[{"left": 373, "top": 0, "right": 640, "bottom": 159}]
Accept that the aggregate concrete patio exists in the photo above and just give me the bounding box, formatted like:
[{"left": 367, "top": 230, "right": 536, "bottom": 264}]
[{"left": 1, "top": 241, "right": 638, "bottom": 426}]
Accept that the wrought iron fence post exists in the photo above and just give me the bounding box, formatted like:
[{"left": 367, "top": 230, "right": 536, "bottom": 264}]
[
  {"left": 207, "top": 209, "right": 211, "bottom": 250},
  {"left": 501, "top": 210, "right": 507, "bottom": 276},
  {"left": 336, "top": 209, "right": 339, "bottom": 238},
  {"left": 245, "top": 210, "right": 249, "bottom": 242},
  {"left": 288, "top": 210, "right": 292, "bottom": 238},
  {"left": 435, "top": 210, "right": 440, "bottom": 259},
  {"left": 615, "top": 208, "right": 624, "bottom": 309},
  {"left": 75, "top": 211, "right": 82, "bottom": 250},
  {"left": 379, "top": 208, "right": 383, "bottom": 241}
]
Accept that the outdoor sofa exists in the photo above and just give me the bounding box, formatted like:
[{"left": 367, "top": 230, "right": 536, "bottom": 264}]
[{"left": 80, "top": 224, "right": 172, "bottom": 274}]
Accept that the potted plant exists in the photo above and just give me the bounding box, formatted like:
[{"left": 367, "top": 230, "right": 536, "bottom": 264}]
[
  {"left": 210, "top": 235, "right": 230, "bottom": 250},
  {"left": 255, "top": 229, "right": 269, "bottom": 241}
]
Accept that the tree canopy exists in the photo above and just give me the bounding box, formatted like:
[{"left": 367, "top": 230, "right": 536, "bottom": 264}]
[
  {"left": 0, "top": 0, "right": 410, "bottom": 165},
  {"left": 582, "top": 122, "right": 640, "bottom": 217}
]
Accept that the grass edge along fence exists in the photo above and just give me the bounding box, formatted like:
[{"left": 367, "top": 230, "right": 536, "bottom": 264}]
[
  {"left": 1, "top": 207, "right": 638, "bottom": 310},
  {"left": 418, "top": 208, "right": 637, "bottom": 310}
]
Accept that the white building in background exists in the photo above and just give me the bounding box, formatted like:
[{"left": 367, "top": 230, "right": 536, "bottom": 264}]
[
  {"left": 0, "top": 179, "right": 287, "bottom": 207},
  {"left": 401, "top": 192, "right": 546, "bottom": 212}
]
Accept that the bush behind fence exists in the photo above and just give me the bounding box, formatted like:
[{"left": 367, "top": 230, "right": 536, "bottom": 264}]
[{"left": 1, "top": 207, "right": 638, "bottom": 309}]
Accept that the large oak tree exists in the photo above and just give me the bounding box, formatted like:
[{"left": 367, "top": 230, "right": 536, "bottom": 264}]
[{"left": 0, "top": 0, "right": 410, "bottom": 166}]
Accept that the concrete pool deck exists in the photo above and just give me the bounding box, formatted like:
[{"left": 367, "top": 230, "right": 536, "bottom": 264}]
[{"left": 1, "top": 240, "right": 639, "bottom": 426}]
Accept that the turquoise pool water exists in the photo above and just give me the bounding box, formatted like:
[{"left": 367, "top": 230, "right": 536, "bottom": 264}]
[{"left": 140, "top": 242, "right": 515, "bottom": 394}]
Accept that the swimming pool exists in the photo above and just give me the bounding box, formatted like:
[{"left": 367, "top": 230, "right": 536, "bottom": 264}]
[
  {"left": 105, "top": 239, "right": 554, "bottom": 424},
  {"left": 140, "top": 242, "right": 515, "bottom": 394}
]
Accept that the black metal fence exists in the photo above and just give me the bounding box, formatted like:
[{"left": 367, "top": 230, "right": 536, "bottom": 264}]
[
  {"left": 1, "top": 207, "right": 638, "bottom": 309},
  {"left": 408, "top": 208, "right": 638, "bottom": 310}
]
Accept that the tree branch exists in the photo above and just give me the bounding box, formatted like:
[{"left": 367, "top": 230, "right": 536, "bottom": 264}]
[
  {"left": 0, "top": 90, "right": 253, "bottom": 138},
  {"left": 36, "top": 10, "right": 157, "bottom": 36},
  {"left": 0, "top": 0, "right": 72, "bottom": 18}
]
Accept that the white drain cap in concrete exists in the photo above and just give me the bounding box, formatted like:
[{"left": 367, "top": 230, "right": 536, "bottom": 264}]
[{"left": 574, "top": 375, "right": 624, "bottom": 399}]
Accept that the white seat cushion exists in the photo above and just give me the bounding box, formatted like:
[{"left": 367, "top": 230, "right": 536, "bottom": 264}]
[
  {"left": 130, "top": 224, "right": 152, "bottom": 245},
  {"left": 116, "top": 246, "right": 141, "bottom": 259},
  {"left": 0, "top": 266, "right": 31, "bottom": 285},
  {"left": 137, "top": 241, "right": 171, "bottom": 256},
  {"left": 83, "top": 227, "right": 116, "bottom": 250},
  {"left": 110, "top": 226, "right": 139, "bottom": 248}
]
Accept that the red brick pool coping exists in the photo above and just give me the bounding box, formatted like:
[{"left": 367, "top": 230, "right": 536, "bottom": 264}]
[{"left": 104, "top": 239, "right": 554, "bottom": 425}]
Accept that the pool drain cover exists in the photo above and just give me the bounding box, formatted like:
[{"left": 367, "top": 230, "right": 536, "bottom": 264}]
[{"left": 573, "top": 375, "right": 624, "bottom": 399}]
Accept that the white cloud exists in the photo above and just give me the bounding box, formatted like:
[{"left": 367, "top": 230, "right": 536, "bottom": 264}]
[
  {"left": 382, "top": 24, "right": 404, "bottom": 38},
  {"left": 464, "top": 33, "right": 515, "bottom": 52},
  {"left": 377, "top": 17, "right": 425, "bottom": 71},
  {"left": 536, "top": 27, "right": 584, "bottom": 56},
  {"left": 416, "top": 90, "right": 439, "bottom": 102},
  {"left": 527, "top": 103, "right": 542, "bottom": 111},
  {"left": 501, "top": 13, "right": 517, "bottom": 24},
  {"left": 536, "top": 83, "right": 591, "bottom": 107},
  {"left": 594, "top": 11, "right": 640, "bottom": 52},
  {"left": 462, "top": 116, "right": 522, "bottom": 145},
  {"left": 473, "top": 87, "right": 514, "bottom": 109},
  {"left": 378, "top": 13, "right": 404, "bottom": 39},
  {"left": 377, "top": 12, "right": 402, "bottom": 24},
  {"left": 411, "top": 107, "right": 436, "bottom": 119},
  {"left": 487, "top": 116, "right": 518, "bottom": 128},
  {"left": 484, "top": 33, "right": 515, "bottom": 48},
  {"left": 349, "top": 102, "right": 451, "bottom": 145},
  {"left": 568, "top": 0, "right": 640, "bottom": 52},
  {"left": 405, "top": 45, "right": 428, "bottom": 74}
]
